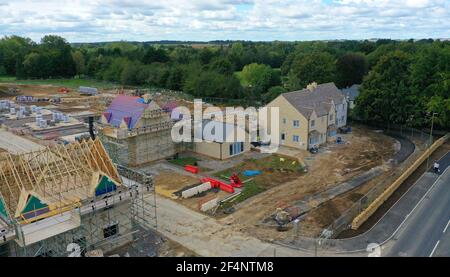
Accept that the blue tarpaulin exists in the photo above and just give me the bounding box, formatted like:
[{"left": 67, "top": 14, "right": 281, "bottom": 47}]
[{"left": 243, "top": 170, "right": 262, "bottom": 177}]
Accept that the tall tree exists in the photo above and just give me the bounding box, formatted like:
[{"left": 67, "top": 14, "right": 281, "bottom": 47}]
[
  {"left": 287, "top": 52, "right": 336, "bottom": 90},
  {"left": 355, "top": 51, "right": 413, "bottom": 124},
  {"left": 336, "top": 52, "right": 368, "bottom": 88}
]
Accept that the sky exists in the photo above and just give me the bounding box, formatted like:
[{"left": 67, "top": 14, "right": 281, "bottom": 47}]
[{"left": 0, "top": 0, "right": 449, "bottom": 42}]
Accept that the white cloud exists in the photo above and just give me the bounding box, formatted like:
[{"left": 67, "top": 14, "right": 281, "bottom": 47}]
[{"left": 0, "top": 0, "right": 448, "bottom": 42}]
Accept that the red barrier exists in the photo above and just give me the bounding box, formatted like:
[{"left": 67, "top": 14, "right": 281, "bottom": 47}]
[
  {"left": 229, "top": 173, "right": 243, "bottom": 188},
  {"left": 201, "top": 177, "right": 235, "bottom": 193},
  {"left": 185, "top": 165, "right": 199, "bottom": 174}
]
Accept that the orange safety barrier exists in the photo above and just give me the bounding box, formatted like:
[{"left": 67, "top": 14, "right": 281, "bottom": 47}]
[{"left": 184, "top": 165, "right": 199, "bottom": 174}]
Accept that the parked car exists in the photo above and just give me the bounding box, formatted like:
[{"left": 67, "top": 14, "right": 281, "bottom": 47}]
[
  {"left": 309, "top": 145, "right": 319, "bottom": 154},
  {"left": 339, "top": 126, "right": 352, "bottom": 134}
]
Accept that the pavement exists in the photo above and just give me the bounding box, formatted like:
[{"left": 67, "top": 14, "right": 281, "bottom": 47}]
[
  {"left": 386, "top": 165, "right": 450, "bottom": 257},
  {"left": 153, "top": 195, "right": 310, "bottom": 257},
  {"left": 388, "top": 133, "right": 415, "bottom": 164}
]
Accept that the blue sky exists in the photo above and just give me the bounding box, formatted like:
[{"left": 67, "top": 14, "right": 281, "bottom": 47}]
[{"left": 0, "top": 0, "right": 449, "bottom": 42}]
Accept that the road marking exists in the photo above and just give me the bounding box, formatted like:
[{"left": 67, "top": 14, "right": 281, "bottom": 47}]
[
  {"left": 429, "top": 240, "right": 440, "bottom": 257},
  {"left": 444, "top": 220, "right": 450, "bottom": 233}
]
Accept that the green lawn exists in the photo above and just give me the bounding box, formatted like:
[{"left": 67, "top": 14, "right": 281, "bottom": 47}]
[
  {"left": 229, "top": 180, "right": 265, "bottom": 203},
  {"left": 169, "top": 156, "right": 200, "bottom": 167},
  {"left": 219, "top": 180, "right": 265, "bottom": 211},
  {"left": 0, "top": 76, "right": 119, "bottom": 89},
  {"left": 215, "top": 155, "right": 305, "bottom": 209}
]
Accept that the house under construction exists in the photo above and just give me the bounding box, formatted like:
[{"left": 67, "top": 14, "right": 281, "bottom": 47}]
[
  {"left": 99, "top": 95, "right": 178, "bottom": 166},
  {"left": 0, "top": 139, "right": 156, "bottom": 257}
]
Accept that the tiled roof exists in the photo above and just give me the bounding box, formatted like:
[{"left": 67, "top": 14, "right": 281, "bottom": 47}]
[
  {"left": 105, "top": 95, "right": 149, "bottom": 129},
  {"left": 282, "top": 82, "right": 345, "bottom": 118}
]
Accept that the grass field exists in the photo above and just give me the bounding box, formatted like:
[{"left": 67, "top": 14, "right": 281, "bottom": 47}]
[
  {"left": 169, "top": 156, "right": 200, "bottom": 167},
  {"left": 0, "top": 76, "right": 119, "bottom": 89},
  {"left": 214, "top": 155, "right": 304, "bottom": 208}
]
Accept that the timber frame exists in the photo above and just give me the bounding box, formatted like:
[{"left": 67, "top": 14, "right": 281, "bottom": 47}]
[{"left": 0, "top": 138, "right": 121, "bottom": 224}]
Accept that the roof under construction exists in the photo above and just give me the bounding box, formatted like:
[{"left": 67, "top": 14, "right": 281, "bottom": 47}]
[{"left": 0, "top": 139, "right": 122, "bottom": 225}]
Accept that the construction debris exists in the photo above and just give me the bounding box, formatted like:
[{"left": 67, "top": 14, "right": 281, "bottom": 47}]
[{"left": 181, "top": 182, "right": 211, "bottom": 199}]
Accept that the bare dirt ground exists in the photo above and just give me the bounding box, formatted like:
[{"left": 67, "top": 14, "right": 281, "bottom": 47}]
[
  {"left": 0, "top": 83, "right": 109, "bottom": 114},
  {"left": 338, "top": 140, "right": 450, "bottom": 238},
  {"left": 221, "top": 126, "right": 397, "bottom": 242}
]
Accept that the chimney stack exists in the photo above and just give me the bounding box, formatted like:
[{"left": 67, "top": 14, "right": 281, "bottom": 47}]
[{"left": 307, "top": 82, "right": 318, "bottom": 92}]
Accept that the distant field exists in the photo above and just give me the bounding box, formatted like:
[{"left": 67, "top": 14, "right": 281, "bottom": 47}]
[{"left": 0, "top": 76, "right": 119, "bottom": 90}]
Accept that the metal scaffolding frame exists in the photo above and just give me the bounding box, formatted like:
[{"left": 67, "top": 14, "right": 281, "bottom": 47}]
[
  {"left": 98, "top": 104, "right": 178, "bottom": 167},
  {"left": 0, "top": 140, "right": 157, "bottom": 257}
]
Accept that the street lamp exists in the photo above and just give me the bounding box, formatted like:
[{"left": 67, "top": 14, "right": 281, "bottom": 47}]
[{"left": 426, "top": 112, "right": 438, "bottom": 170}]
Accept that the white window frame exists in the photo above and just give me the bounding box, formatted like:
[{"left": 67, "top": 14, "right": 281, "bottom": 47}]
[
  {"left": 293, "top": 135, "right": 299, "bottom": 142},
  {"left": 293, "top": 120, "right": 300, "bottom": 128}
]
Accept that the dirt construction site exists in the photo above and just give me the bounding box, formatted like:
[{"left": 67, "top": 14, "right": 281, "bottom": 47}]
[
  {"left": 0, "top": 81, "right": 426, "bottom": 255},
  {"left": 146, "top": 125, "right": 415, "bottom": 246}
]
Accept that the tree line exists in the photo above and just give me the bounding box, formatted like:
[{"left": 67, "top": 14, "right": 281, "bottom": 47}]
[{"left": 0, "top": 35, "right": 448, "bottom": 129}]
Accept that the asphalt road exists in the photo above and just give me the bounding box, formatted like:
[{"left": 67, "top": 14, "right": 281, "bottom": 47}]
[{"left": 387, "top": 153, "right": 450, "bottom": 257}]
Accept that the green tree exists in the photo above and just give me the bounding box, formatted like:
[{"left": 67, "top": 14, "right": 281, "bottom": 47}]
[
  {"left": 184, "top": 70, "right": 242, "bottom": 98},
  {"left": 287, "top": 52, "right": 336, "bottom": 90},
  {"left": 262, "top": 86, "right": 287, "bottom": 103},
  {"left": 143, "top": 46, "right": 169, "bottom": 64},
  {"left": 39, "top": 35, "right": 76, "bottom": 77},
  {"left": 355, "top": 51, "right": 413, "bottom": 124},
  {"left": 71, "top": 50, "right": 86, "bottom": 76},
  {"left": 241, "top": 63, "right": 278, "bottom": 92},
  {"left": 209, "top": 57, "right": 234, "bottom": 75},
  {"left": 336, "top": 52, "right": 368, "bottom": 88},
  {"left": 0, "top": 36, "right": 34, "bottom": 76},
  {"left": 166, "top": 67, "right": 185, "bottom": 90},
  {"left": 120, "top": 61, "right": 140, "bottom": 85},
  {"left": 103, "top": 57, "right": 129, "bottom": 82}
]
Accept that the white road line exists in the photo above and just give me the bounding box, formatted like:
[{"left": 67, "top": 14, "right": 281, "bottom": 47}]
[
  {"left": 444, "top": 220, "right": 450, "bottom": 233},
  {"left": 429, "top": 240, "right": 440, "bottom": 257}
]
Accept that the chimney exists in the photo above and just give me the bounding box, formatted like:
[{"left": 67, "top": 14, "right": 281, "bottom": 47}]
[{"left": 307, "top": 82, "right": 318, "bottom": 92}]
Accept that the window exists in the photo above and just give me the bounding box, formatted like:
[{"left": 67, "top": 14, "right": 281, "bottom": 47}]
[
  {"left": 293, "top": 120, "right": 300, "bottom": 128},
  {"left": 330, "top": 114, "right": 334, "bottom": 121},
  {"left": 311, "top": 120, "right": 315, "bottom": 127},
  {"left": 103, "top": 222, "right": 119, "bottom": 239},
  {"left": 293, "top": 135, "right": 299, "bottom": 142},
  {"left": 281, "top": 133, "right": 286, "bottom": 141},
  {"left": 229, "top": 142, "right": 244, "bottom": 156},
  {"left": 282, "top": 118, "right": 287, "bottom": 124}
]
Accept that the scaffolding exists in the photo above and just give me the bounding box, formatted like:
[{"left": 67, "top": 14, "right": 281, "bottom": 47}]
[
  {"left": 0, "top": 139, "right": 157, "bottom": 257},
  {"left": 98, "top": 105, "right": 179, "bottom": 166}
]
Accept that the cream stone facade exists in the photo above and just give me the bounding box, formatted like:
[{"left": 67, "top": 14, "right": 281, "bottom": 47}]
[{"left": 266, "top": 82, "right": 347, "bottom": 150}]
